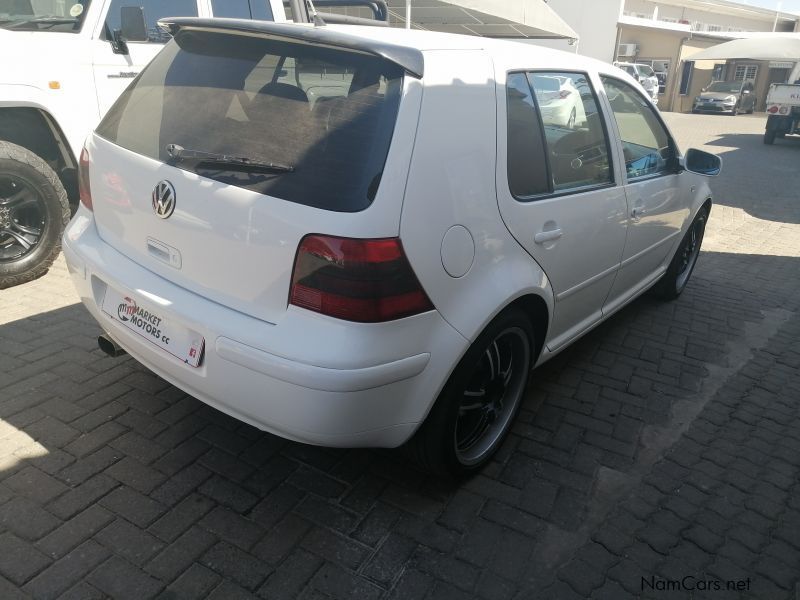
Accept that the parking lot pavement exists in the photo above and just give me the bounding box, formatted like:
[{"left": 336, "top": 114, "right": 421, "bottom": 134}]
[{"left": 1, "top": 112, "right": 799, "bottom": 599}]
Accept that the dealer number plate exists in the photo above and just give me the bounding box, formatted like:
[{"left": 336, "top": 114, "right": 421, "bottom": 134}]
[{"left": 101, "top": 286, "right": 204, "bottom": 367}]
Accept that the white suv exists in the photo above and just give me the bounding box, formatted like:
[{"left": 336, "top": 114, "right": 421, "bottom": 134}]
[
  {"left": 64, "top": 19, "right": 721, "bottom": 475},
  {"left": 0, "top": 0, "right": 286, "bottom": 289},
  {"left": 615, "top": 62, "right": 660, "bottom": 104}
]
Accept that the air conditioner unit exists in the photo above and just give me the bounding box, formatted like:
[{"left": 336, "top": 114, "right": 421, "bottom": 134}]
[{"left": 618, "top": 43, "right": 638, "bottom": 57}]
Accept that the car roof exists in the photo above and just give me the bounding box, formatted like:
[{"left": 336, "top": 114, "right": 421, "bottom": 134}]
[{"left": 327, "top": 24, "right": 627, "bottom": 78}]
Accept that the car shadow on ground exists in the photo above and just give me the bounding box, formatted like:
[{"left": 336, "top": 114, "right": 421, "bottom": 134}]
[
  {"left": 1, "top": 246, "right": 799, "bottom": 598},
  {"left": 701, "top": 132, "right": 800, "bottom": 225}
]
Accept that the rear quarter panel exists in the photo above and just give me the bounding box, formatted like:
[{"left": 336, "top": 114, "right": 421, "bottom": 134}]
[{"left": 400, "top": 49, "right": 552, "bottom": 345}]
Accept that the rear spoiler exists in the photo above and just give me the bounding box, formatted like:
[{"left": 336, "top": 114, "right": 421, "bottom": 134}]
[{"left": 157, "top": 18, "right": 424, "bottom": 79}]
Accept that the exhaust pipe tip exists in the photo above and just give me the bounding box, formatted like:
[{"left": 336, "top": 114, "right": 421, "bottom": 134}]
[{"left": 98, "top": 334, "right": 126, "bottom": 358}]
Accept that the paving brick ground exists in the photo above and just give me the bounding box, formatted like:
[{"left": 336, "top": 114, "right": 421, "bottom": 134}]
[{"left": 1, "top": 113, "right": 799, "bottom": 599}]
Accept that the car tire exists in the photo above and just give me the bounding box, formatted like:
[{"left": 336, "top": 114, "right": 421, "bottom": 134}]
[
  {"left": 764, "top": 129, "right": 776, "bottom": 145},
  {"left": 652, "top": 208, "right": 708, "bottom": 301},
  {"left": 730, "top": 104, "right": 739, "bottom": 116},
  {"left": 0, "top": 141, "right": 70, "bottom": 290},
  {"left": 406, "top": 307, "right": 534, "bottom": 477}
]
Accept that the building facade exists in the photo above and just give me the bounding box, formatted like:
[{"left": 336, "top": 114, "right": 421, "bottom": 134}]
[
  {"left": 616, "top": 2, "right": 800, "bottom": 111},
  {"left": 533, "top": 0, "right": 800, "bottom": 112}
]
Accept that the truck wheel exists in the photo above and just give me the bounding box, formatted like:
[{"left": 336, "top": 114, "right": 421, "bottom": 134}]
[
  {"left": 764, "top": 129, "right": 776, "bottom": 145},
  {"left": 0, "top": 142, "right": 70, "bottom": 289},
  {"left": 405, "top": 307, "right": 534, "bottom": 477}
]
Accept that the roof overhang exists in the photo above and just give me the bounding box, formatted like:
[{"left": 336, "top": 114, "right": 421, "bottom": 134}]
[
  {"left": 385, "top": 0, "right": 579, "bottom": 39},
  {"left": 688, "top": 35, "right": 800, "bottom": 62}
]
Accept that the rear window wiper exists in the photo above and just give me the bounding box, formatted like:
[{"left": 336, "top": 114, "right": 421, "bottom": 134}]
[{"left": 166, "top": 144, "right": 294, "bottom": 173}]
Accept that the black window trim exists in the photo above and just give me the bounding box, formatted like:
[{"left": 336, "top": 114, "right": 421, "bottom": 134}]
[
  {"left": 600, "top": 74, "right": 681, "bottom": 185},
  {"left": 506, "top": 68, "right": 617, "bottom": 204},
  {"left": 100, "top": 0, "right": 200, "bottom": 43}
]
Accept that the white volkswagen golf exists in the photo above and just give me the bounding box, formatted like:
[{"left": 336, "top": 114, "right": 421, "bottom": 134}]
[{"left": 64, "top": 19, "right": 721, "bottom": 475}]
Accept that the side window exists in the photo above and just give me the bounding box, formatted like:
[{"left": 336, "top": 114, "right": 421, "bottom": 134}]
[
  {"left": 527, "top": 71, "right": 613, "bottom": 192},
  {"left": 105, "top": 0, "right": 198, "bottom": 43},
  {"left": 601, "top": 76, "right": 675, "bottom": 180},
  {"left": 506, "top": 72, "right": 549, "bottom": 198}
]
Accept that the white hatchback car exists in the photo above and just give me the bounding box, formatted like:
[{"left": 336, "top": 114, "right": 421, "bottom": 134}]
[{"left": 64, "top": 19, "right": 721, "bottom": 475}]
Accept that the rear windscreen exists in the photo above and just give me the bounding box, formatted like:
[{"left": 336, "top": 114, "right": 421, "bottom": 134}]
[{"left": 96, "top": 30, "right": 404, "bottom": 212}]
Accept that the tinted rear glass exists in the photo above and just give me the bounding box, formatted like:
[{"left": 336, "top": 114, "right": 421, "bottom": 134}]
[{"left": 97, "top": 30, "right": 404, "bottom": 212}]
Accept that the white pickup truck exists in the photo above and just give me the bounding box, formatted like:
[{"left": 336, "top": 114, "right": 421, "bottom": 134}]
[
  {"left": 0, "top": 0, "right": 298, "bottom": 288},
  {"left": 763, "top": 78, "right": 800, "bottom": 145},
  {"left": 0, "top": 0, "right": 389, "bottom": 288}
]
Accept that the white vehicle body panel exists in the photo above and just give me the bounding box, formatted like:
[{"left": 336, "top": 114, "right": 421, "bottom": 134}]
[
  {"left": 765, "top": 83, "right": 800, "bottom": 111},
  {"left": 63, "top": 209, "right": 467, "bottom": 446},
  {"left": 65, "top": 25, "right": 715, "bottom": 448},
  {"left": 494, "top": 65, "right": 628, "bottom": 351},
  {"left": 88, "top": 71, "right": 422, "bottom": 325}
]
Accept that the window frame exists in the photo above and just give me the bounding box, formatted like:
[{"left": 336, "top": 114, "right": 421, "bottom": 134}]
[
  {"left": 505, "top": 69, "right": 617, "bottom": 203},
  {"left": 734, "top": 64, "right": 758, "bottom": 82},
  {"left": 99, "top": 0, "right": 201, "bottom": 44},
  {"left": 600, "top": 75, "right": 680, "bottom": 184}
]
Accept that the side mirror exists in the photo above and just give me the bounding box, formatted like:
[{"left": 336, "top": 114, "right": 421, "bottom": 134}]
[
  {"left": 120, "top": 6, "right": 147, "bottom": 41},
  {"left": 683, "top": 148, "right": 721, "bottom": 177},
  {"left": 743, "top": 89, "right": 751, "bottom": 94}
]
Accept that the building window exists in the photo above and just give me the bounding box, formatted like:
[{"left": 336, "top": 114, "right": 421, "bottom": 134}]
[
  {"left": 706, "top": 24, "right": 722, "bottom": 32},
  {"left": 679, "top": 61, "right": 694, "bottom": 95},
  {"left": 712, "top": 64, "right": 727, "bottom": 81},
  {"left": 734, "top": 65, "right": 758, "bottom": 82}
]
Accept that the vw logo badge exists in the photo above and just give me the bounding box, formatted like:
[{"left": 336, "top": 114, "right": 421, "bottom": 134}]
[{"left": 152, "top": 181, "right": 176, "bottom": 219}]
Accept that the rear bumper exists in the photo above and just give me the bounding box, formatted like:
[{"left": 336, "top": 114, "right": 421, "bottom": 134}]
[{"left": 63, "top": 208, "right": 468, "bottom": 448}]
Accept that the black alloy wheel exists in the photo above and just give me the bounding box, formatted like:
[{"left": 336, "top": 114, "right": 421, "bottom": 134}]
[
  {"left": 0, "top": 142, "right": 70, "bottom": 289},
  {"left": 406, "top": 307, "right": 534, "bottom": 476},
  {"left": 454, "top": 326, "right": 530, "bottom": 466},
  {"left": 653, "top": 208, "right": 708, "bottom": 300},
  {"left": 0, "top": 174, "right": 48, "bottom": 263}
]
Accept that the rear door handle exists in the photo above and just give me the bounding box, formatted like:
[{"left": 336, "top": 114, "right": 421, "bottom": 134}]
[{"left": 534, "top": 228, "right": 563, "bottom": 244}]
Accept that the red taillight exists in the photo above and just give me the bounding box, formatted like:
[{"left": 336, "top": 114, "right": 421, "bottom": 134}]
[
  {"left": 78, "top": 147, "right": 92, "bottom": 211},
  {"left": 289, "top": 235, "right": 434, "bottom": 323}
]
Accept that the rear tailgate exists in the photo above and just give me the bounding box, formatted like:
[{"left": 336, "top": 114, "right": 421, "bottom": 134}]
[
  {"left": 89, "top": 135, "right": 315, "bottom": 324},
  {"left": 89, "top": 26, "right": 419, "bottom": 324},
  {"left": 767, "top": 83, "right": 800, "bottom": 107}
]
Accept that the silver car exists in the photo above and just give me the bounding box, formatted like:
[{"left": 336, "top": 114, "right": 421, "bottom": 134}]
[{"left": 693, "top": 81, "right": 756, "bottom": 115}]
